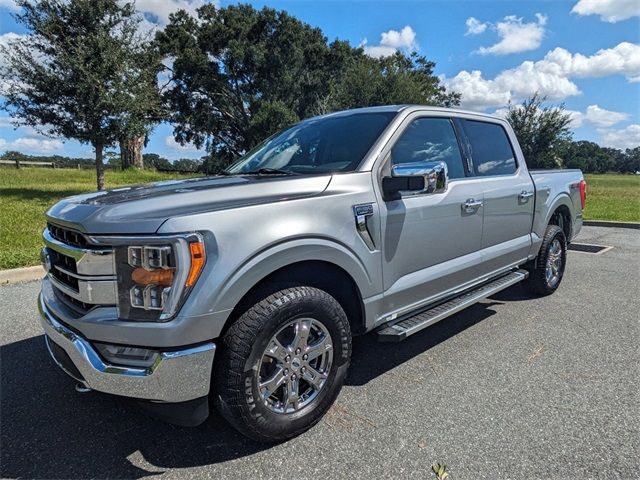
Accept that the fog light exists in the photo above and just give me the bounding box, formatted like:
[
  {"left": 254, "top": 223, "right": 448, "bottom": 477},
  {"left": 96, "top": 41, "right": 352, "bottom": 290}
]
[{"left": 95, "top": 343, "right": 159, "bottom": 368}]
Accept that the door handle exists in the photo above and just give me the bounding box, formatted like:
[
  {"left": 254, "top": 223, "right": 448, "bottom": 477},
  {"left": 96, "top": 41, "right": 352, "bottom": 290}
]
[
  {"left": 519, "top": 190, "right": 534, "bottom": 201},
  {"left": 462, "top": 198, "right": 483, "bottom": 214}
]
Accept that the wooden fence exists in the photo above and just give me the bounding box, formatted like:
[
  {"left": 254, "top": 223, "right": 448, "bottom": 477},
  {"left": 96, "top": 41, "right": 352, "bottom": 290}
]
[{"left": 0, "top": 159, "right": 55, "bottom": 168}]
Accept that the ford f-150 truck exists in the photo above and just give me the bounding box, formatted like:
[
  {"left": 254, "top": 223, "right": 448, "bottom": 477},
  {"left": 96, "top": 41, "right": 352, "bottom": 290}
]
[{"left": 38, "top": 105, "right": 586, "bottom": 441}]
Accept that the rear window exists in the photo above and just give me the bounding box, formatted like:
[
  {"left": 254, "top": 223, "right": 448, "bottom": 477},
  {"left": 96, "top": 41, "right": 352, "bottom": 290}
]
[{"left": 462, "top": 120, "right": 517, "bottom": 176}]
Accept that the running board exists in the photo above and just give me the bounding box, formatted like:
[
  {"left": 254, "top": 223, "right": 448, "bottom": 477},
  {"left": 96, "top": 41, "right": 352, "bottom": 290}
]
[{"left": 376, "top": 270, "right": 528, "bottom": 342}]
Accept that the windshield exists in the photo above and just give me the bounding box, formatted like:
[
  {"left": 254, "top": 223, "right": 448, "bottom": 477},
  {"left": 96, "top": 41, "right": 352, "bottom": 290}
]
[{"left": 225, "top": 112, "right": 397, "bottom": 175}]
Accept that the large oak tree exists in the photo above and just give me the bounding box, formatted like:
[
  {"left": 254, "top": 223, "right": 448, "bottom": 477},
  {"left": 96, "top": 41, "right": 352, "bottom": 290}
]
[
  {"left": 157, "top": 4, "right": 459, "bottom": 168},
  {"left": 1, "top": 0, "right": 162, "bottom": 189}
]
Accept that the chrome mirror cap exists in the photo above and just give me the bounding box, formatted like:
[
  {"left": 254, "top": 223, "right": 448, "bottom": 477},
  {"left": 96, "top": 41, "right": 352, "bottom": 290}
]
[{"left": 390, "top": 160, "right": 448, "bottom": 197}]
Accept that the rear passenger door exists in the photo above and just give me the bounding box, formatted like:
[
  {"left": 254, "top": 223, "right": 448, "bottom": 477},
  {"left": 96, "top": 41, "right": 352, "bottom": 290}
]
[{"left": 458, "top": 118, "right": 535, "bottom": 273}]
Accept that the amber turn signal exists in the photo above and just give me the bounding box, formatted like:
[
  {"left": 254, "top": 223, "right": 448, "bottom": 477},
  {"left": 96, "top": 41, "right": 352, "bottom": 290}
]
[
  {"left": 131, "top": 267, "right": 175, "bottom": 287},
  {"left": 186, "top": 241, "right": 206, "bottom": 287}
]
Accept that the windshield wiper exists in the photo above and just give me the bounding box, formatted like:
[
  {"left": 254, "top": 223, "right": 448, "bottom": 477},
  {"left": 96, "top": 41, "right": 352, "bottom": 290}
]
[{"left": 241, "top": 168, "right": 300, "bottom": 176}]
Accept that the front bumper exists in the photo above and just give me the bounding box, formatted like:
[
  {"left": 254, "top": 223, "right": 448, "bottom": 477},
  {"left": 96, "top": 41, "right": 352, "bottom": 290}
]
[{"left": 38, "top": 294, "right": 216, "bottom": 403}]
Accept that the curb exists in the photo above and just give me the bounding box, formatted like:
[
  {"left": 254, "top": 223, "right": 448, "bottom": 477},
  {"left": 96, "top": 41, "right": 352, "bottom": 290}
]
[
  {"left": 0, "top": 265, "right": 45, "bottom": 285},
  {"left": 583, "top": 220, "right": 640, "bottom": 230}
]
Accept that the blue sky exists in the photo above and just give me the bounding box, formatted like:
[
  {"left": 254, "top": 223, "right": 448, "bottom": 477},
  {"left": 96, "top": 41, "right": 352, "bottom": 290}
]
[{"left": 1, "top": 0, "right": 639, "bottom": 160}]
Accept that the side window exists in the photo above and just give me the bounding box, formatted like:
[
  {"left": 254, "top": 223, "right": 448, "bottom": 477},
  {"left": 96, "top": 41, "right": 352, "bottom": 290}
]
[
  {"left": 390, "top": 118, "right": 466, "bottom": 179},
  {"left": 462, "top": 120, "right": 517, "bottom": 176}
]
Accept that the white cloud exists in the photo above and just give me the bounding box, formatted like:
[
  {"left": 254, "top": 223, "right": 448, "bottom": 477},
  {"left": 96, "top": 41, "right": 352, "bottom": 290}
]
[
  {"left": 490, "top": 107, "right": 510, "bottom": 119},
  {"left": 544, "top": 42, "right": 640, "bottom": 79},
  {"left": 572, "top": 0, "right": 640, "bottom": 23},
  {"left": 477, "top": 14, "right": 547, "bottom": 56},
  {"left": 599, "top": 124, "right": 640, "bottom": 149},
  {"left": 566, "top": 110, "right": 585, "bottom": 128},
  {"left": 442, "top": 70, "right": 511, "bottom": 110},
  {"left": 126, "top": 0, "right": 213, "bottom": 37},
  {"left": 0, "top": 0, "right": 19, "bottom": 11},
  {"left": 443, "top": 42, "right": 640, "bottom": 109},
  {"left": 381, "top": 25, "right": 417, "bottom": 49},
  {"left": 584, "top": 104, "right": 629, "bottom": 127},
  {"left": 363, "top": 25, "right": 417, "bottom": 58},
  {"left": 0, "top": 137, "right": 64, "bottom": 152},
  {"left": 543, "top": 105, "right": 628, "bottom": 129},
  {"left": 0, "top": 116, "right": 13, "bottom": 128},
  {"left": 134, "top": 0, "right": 207, "bottom": 26},
  {"left": 164, "top": 135, "right": 200, "bottom": 151},
  {"left": 494, "top": 58, "right": 581, "bottom": 99},
  {"left": 465, "top": 17, "right": 487, "bottom": 35}
]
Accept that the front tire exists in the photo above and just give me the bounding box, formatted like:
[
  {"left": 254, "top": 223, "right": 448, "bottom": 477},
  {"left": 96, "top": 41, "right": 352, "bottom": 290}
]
[
  {"left": 525, "top": 224, "right": 567, "bottom": 296},
  {"left": 214, "top": 286, "right": 351, "bottom": 442}
]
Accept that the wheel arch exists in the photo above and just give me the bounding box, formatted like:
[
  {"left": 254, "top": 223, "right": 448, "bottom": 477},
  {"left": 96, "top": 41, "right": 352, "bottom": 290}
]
[
  {"left": 548, "top": 204, "right": 572, "bottom": 240},
  {"left": 538, "top": 193, "right": 574, "bottom": 241},
  {"left": 212, "top": 240, "right": 375, "bottom": 337}
]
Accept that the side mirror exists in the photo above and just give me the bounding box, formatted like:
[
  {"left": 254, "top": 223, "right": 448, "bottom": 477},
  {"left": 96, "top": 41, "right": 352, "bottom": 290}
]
[{"left": 382, "top": 161, "right": 448, "bottom": 201}]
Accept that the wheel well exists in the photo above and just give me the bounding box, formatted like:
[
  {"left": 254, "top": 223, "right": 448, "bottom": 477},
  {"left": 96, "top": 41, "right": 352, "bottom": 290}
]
[
  {"left": 224, "top": 260, "right": 366, "bottom": 336},
  {"left": 549, "top": 205, "right": 572, "bottom": 240}
]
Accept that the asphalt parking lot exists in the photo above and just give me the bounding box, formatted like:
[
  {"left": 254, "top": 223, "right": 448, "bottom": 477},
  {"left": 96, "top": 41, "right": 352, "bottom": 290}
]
[{"left": 1, "top": 226, "right": 638, "bottom": 480}]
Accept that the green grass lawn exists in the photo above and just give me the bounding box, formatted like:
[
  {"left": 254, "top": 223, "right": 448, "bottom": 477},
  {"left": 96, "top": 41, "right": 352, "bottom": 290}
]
[
  {"left": 0, "top": 168, "right": 638, "bottom": 270},
  {"left": 0, "top": 167, "right": 198, "bottom": 270},
  {"left": 583, "top": 174, "right": 640, "bottom": 223}
]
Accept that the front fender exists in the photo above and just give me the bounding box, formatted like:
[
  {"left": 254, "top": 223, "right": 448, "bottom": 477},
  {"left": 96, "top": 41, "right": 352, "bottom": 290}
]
[{"left": 208, "top": 237, "right": 379, "bottom": 322}]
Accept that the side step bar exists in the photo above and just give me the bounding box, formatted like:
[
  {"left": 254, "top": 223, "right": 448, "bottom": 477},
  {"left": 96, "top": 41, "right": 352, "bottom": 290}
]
[{"left": 376, "top": 270, "right": 528, "bottom": 342}]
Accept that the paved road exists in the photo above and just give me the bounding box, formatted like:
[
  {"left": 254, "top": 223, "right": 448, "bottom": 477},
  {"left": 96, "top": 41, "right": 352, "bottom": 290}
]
[{"left": 1, "top": 226, "right": 638, "bottom": 479}]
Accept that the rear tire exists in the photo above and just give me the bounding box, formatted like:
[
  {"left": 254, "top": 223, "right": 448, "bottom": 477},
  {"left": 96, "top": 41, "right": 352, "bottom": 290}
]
[
  {"left": 214, "top": 286, "right": 351, "bottom": 442},
  {"left": 524, "top": 224, "right": 567, "bottom": 296}
]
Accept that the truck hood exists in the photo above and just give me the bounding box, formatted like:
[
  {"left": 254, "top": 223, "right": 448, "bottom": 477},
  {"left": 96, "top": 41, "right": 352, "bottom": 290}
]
[{"left": 46, "top": 174, "right": 332, "bottom": 234}]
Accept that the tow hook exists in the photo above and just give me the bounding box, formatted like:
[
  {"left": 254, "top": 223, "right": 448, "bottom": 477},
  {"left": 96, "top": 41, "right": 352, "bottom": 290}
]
[{"left": 75, "top": 382, "right": 92, "bottom": 393}]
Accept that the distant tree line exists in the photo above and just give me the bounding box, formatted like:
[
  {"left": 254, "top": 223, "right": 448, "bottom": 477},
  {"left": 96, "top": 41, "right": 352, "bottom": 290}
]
[{"left": 0, "top": 150, "right": 224, "bottom": 174}]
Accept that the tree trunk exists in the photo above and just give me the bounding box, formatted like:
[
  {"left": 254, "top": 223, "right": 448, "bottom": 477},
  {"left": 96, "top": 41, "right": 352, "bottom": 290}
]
[
  {"left": 95, "top": 143, "right": 105, "bottom": 191},
  {"left": 120, "top": 136, "right": 144, "bottom": 169}
]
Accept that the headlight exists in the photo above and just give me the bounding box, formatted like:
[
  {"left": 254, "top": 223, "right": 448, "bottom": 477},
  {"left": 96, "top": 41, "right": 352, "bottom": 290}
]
[{"left": 113, "top": 234, "right": 206, "bottom": 321}]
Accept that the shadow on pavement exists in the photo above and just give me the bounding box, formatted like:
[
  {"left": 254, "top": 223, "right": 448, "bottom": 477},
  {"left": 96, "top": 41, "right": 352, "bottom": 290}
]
[
  {"left": 488, "top": 282, "right": 538, "bottom": 302},
  {"left": 1, "top": 296, "right": 505, "bottom": 478}
]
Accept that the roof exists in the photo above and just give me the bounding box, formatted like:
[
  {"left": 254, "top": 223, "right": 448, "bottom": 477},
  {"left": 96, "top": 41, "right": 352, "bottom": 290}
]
[{"left": 317, "top": 104, "right": 503, "bottom": 121}]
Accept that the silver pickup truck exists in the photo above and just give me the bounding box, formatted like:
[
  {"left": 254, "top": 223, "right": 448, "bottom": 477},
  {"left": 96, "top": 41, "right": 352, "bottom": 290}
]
[{"left": 38, "top": 105, "right": 586, "bottom": 441}]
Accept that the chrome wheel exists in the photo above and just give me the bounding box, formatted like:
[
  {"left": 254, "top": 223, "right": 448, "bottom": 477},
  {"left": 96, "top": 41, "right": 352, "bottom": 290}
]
[
  {"left": 545, "top": 238, "right": 563, "bottom": 287},
  {"left": 258, "top": 318, "right": 333, "bottom": 414}
]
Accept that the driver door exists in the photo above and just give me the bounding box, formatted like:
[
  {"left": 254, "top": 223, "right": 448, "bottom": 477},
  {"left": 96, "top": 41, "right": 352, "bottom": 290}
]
[{"left": 376, "top": 115, "right": 485, "bottom": 319}]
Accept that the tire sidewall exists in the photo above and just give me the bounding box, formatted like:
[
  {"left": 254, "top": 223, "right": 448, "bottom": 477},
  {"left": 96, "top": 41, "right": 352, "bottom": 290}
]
[
  {"left": 539, "top": 226, "right": 567, "bottom": 293},
  {"left": 234, "top": 288, "right": 350, "bottom": 439}
]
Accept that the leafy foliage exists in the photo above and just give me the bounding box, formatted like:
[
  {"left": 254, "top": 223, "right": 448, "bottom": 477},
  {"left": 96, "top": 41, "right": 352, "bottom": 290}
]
[
  {"left": 326, "top": 51, "right": 460, "bottom": 112},
  {"left": 1, "top": 0, "right": 163, "bottom": 189},
  {"left": 431, "top": 463, "right": 450, "bottom": 480},
  {"left": 506, "top": 93, "right": 573, "bottom": 169},
  {"left": 157, "top": 4, "right": 459, "bottom": 167}
]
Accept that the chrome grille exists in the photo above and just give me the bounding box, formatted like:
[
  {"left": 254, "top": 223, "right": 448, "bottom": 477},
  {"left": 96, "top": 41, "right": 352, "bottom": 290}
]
[
  {"left": 48, "top": 248, "right": 79, "bottom": 291},
  {"left": 53, "top": 286, "right": 94, "bottom": 315},
  {"left": 47, "top": 223, "right": 89, "bottom": 248},
  {"left": 43, "top": 224, "right": 117, "bottom": 314}
]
